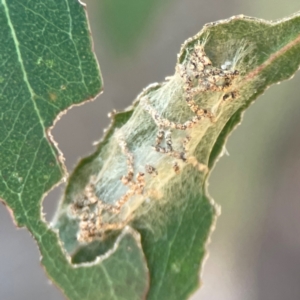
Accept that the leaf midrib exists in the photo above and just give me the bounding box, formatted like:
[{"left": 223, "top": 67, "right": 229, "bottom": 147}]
[
  {"left": 2, "top": 0, "right": 46, "bottom": 134},
  {"left": 245, "top": 32, "right": 300, "bottom": 81}
]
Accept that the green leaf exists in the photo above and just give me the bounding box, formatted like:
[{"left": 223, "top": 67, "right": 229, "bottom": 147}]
[
  {"left": 55, "top": 12, "right": 300, "bottom": 300},
  {"left": 0, "top": 0, "right": 148, "bottom": 299}
]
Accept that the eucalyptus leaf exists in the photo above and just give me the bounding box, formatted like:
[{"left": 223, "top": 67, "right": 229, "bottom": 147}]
[
  {"left": 55, "top": 12, "right": 300, "bottom": 300},
  {"left": 0, "top": 0, "right": 148, "bottom": 299},
  {"left": 1, "top": 0, "right": 300, "bottom": 299}
]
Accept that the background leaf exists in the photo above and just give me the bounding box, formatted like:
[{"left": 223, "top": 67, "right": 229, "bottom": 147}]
[
  {"left": 55, "top": 12, "right": 300, "bottom": 300},
  {"left": 0, "top": 0, "right": 149, "bottom": 299},
  {"left": 96, "top": 0, "right": 172, "bottom": 56}
]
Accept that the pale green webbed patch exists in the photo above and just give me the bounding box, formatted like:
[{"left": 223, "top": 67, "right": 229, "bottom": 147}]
[
  {"left": 53, "top": 14, "right": 300, "bottom": 300},
  {"left": 55, "top": 38, "right": 244, "bottom": 247}
]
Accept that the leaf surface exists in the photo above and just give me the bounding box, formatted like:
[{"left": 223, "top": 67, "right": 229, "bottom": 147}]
[
  {"left": 0, "top": 0, "right": 149, "bottom": 299},
  {"left": 55, "top": 12, "right": 300, "bottom": 300}
]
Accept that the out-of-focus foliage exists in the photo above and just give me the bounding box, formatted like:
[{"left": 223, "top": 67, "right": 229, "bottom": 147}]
[{"left": 97, "top": 0, "right": 172, "bottom": 55}]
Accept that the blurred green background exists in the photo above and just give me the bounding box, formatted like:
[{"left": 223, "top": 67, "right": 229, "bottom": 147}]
[{"left": 1, "top": 0, "right": 300, "bottom": 299}]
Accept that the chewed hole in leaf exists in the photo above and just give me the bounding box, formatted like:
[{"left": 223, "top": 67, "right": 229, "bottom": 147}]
[{"left": 42, "top": 184, "right": 64, "bottom": 223}]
